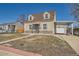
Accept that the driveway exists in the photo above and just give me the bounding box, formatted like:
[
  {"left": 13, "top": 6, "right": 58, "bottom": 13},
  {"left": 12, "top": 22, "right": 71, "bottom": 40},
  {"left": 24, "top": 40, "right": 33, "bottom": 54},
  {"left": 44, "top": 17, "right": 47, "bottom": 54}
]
[{"left": 55, "top": 35, "right": 79, "bottom": 55}]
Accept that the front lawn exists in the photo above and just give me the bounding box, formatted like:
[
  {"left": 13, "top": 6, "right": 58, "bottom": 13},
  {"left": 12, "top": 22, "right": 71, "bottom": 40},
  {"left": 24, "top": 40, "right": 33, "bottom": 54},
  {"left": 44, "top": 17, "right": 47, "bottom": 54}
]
[
  {"left": 6, "top": 35, "right": 76, "bottom": 56},
  {"left": 0, "top": 33, "right": 25, "bottom": 42}
]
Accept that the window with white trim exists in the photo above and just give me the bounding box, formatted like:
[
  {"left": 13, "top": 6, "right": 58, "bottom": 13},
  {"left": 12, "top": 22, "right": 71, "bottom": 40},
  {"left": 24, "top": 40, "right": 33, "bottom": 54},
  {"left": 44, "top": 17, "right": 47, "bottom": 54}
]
[
  {"left": 29, "top": 25, "right": 32, "bottom": 29},
  {"left": 44, "top": 12, "right": 50, "bottom": 19},
  {"left": 43, "top": 24, "right": 47, "bottom": 29},
  {"left": 28, "top": 15, "right": 34, "bottom": 21},
  {"left": 45, "top": 14, "right": 48, "bottom": 19}
]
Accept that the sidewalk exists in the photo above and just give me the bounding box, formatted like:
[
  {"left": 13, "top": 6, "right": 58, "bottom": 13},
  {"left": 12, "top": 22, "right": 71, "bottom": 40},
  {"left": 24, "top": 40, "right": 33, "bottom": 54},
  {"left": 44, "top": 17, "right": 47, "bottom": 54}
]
[
  {"left": 0, "top": 50, "right": 19, "bottom": 56},
  {"left": 0, "top": 34, "right": 33, "bottom": 44},
  {"left": 0, "top": 45, "right": 41, "bottom": 56},
  {"left": 0, "top": 33, "right": 54, "bottom": 44}
]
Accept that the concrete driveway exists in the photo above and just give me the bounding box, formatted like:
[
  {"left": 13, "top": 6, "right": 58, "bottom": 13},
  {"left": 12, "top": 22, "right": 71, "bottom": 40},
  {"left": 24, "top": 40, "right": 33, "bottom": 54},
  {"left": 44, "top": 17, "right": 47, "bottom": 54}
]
[{"left": 55, "top": 35, "right": 79, "bottom": 55}]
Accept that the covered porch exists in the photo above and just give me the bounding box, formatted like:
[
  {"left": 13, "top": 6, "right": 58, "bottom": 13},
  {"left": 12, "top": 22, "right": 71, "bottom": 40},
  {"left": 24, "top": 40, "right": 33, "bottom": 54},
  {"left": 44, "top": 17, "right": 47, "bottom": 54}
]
[{"left": 32, "top": 24, "right": 40, "bottom": 33}]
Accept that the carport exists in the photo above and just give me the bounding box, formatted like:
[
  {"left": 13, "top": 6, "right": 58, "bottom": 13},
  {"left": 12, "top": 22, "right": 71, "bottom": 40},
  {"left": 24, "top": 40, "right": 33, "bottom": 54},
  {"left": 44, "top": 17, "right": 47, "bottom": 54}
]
[{"left": 54, "top": 21, "right": 75, "bottom": 35}]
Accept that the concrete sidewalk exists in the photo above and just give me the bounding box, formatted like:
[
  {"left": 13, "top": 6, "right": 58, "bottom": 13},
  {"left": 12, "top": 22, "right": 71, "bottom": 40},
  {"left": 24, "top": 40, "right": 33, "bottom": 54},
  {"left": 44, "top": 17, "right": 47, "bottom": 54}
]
[
  {"left": 0, "top": 50, "right": 19, "bottom": 56},
  {"left": 0, "top": 33, "right": 54, "bottom": 44},
  {"left": 0, "top": 34, "right": 33, "bottom": 44},
  {"left": 0, "top": 45, "right": 41, "bottom": 56},
  {"left": 55, "top": 35, "right": 79, "bottom": 55}
]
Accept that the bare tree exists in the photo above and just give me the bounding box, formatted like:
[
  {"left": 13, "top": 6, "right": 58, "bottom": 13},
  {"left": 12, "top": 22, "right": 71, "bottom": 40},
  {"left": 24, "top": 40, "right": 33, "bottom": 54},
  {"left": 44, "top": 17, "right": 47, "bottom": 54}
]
[
  {"left": 71, "top": 3, "right": 79, "bottom": 33},
  {"left": 17, "top": 14, "right": 26, "bottom": 25},
  {"left": 71, "top": 3, "right": 79, "bottom": 22}
]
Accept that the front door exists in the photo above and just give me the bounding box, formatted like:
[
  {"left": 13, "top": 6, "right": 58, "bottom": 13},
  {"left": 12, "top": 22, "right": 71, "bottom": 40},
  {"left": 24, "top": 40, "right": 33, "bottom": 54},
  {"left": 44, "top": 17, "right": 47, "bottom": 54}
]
[{"left": 33, "top": 24, "right": 40, "bottom": 33}]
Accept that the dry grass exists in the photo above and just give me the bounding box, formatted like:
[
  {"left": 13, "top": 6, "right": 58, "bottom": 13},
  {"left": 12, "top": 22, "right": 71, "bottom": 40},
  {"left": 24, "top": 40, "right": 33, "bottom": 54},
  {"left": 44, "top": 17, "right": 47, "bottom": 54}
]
[
  {"left": 0, "top": 33, "right": 25, "bottom": 42},
  {"left": 7, "top": 35, "right": 76, "bottom": 56}
]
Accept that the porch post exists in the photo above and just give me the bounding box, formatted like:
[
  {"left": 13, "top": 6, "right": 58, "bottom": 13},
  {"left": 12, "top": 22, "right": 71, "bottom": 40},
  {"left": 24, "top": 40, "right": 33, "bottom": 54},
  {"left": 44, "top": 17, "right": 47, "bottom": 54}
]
[{"left": 71, "top": 24, "right": 74, "bottom": 35}]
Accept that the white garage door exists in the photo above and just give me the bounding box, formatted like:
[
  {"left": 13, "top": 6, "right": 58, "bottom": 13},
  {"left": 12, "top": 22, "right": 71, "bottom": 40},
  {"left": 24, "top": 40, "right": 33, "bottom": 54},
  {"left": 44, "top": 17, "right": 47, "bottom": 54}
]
[{"left": 56, "top": 28, "right": 65, "bottom": 33}]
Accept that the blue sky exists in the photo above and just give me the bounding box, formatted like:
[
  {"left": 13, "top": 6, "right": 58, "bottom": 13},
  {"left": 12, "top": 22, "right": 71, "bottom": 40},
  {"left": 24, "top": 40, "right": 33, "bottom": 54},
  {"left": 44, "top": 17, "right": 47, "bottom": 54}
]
[{"left": 0, "top": 3, "right": 74, "bottom": 24}]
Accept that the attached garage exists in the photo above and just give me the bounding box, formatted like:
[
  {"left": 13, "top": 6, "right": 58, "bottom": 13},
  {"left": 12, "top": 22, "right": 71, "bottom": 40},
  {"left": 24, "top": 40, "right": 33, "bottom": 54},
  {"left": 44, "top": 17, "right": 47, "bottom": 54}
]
[
  {"left": 56, "top": 28, "right": 66, "bottom": 34},
  {"left": 54, "top": 21, "right": 74, "bottom": 34}
]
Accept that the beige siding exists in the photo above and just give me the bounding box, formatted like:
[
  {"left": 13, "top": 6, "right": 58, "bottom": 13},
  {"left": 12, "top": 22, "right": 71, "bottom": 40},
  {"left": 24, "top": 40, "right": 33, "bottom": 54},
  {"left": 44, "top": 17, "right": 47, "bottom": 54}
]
[
  {"left": 24, "top": 21, "right": 54, "bottom": 33},
  {"left": 24, "top": 23, "right": 30, "bottom": 32},
  {"left": 40, "top": 21, "right": 54, "bottom": 31}
]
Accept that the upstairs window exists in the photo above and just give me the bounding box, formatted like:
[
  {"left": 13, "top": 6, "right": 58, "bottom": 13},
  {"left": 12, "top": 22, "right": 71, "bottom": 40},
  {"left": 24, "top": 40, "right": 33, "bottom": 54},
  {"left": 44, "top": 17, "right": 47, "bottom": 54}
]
[
  {"left": 30, "top": 16, "right": 32, "bottom": 20},
  {"left": 28, "top": 15, "right": 34, "bottom": 21},
  {"left": 45, "top": 14, "right": 49, "bottom": 19},
  {"left": 44, "top": 12, "right": 50, "bottom": 19}
]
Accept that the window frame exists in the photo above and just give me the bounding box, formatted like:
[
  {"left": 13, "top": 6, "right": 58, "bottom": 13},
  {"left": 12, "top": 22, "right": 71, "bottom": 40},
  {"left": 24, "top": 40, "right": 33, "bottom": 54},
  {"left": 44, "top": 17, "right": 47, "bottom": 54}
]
[
  {"left": 44, "top": 12, "right": 50, "bottom": 19},
  {"left": 43, "top": 24, "right": 47, "bottom": 29},
  {"left": 28, "top": 15, "right": 34, "bottom": 21},
  {"left": 29, "top": 25, "right": 32, "bottom": 29},
  {"left": 45, "top": 14, "right": 49, "bottom": 19}
]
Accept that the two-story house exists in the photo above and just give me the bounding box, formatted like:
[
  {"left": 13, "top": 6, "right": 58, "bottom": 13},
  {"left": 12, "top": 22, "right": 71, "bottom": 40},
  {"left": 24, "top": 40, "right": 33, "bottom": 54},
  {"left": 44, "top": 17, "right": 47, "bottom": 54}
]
[
  {"left": 24, "top": 11, "right": 56, "bottom": 34},
  {"left": 0, "top": 22, "right": 16, "bottom": 33},
  {"left": 24, "top": 11, "right": 75, "bottom": 35}
]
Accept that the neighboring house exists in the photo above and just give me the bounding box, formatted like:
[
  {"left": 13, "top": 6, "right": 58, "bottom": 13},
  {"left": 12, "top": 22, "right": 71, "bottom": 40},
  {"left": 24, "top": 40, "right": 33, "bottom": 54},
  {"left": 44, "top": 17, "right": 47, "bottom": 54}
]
[
  {"left": 73, "top": 22, "right": 79, "bottom": 35},
  {"left": 0, "top": 22, "right": 16, "bottom": 33},
  {"left": 0, "top": 24, "right": 5, "bottom": 33},
  {"left": 24, "top": 11, "right": 75, "bottom": 35},
  {"left": 15, "top": 21, "right": 24, "bottom": 33},
  {"left": 24, "top": 11, "right": 56, "bottom": 34},
  {"left": 74, "top": 28, "right": 79, "bottom": 36},
  {"left": 0, "top": 21, "right": 24, "bottom": 33}
]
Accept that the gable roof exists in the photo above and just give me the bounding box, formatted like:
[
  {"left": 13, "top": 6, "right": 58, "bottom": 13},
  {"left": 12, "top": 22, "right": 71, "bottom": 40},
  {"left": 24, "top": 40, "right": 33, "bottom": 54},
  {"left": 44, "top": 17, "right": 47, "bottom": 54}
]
[{"left": 25, "top": 11, "right": 55, "bottom": 23}]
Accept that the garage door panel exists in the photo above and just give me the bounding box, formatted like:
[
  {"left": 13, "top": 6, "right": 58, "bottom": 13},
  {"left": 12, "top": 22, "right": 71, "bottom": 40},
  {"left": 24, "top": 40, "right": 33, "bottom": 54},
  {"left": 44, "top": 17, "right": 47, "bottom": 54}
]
[{"left": 56, "top": 28, "right": 65, "bottom": 33}]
